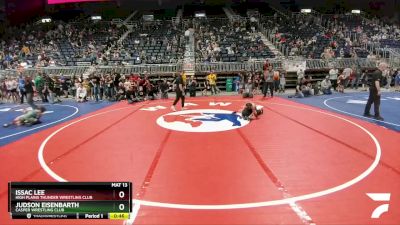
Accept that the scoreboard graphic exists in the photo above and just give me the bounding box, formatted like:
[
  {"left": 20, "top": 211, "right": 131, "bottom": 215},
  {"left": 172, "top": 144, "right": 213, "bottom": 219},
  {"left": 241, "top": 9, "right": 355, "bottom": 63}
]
[{"left": 8, "top": 182, "right": 132, "bottom": 220}]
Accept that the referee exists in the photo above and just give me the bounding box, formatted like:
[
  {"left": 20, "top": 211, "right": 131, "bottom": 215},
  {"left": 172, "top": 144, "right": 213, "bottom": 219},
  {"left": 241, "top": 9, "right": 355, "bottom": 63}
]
[
  {"left": 171, "top": 72, "right": 186, "bottom": 111},
  {"left": 364, "top": 62, "right": 387, "bottom": 121}
]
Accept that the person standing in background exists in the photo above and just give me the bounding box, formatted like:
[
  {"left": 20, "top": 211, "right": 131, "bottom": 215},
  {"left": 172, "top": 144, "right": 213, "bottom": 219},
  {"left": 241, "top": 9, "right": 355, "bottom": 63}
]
[
  {"left": 384, "top": 67, "right": 392, "bottom": 90},
  {"left": 59, "top": 74, "right": 69, "bottom": 98},
  {"left": 394, "top": 69, "right": 400, "bottom": 92},
  {"left": 279, "top": 72, "right": 286, "bottom": 93},
  {"left": 360, "top": 69, "right": 369, "bottom": 91},
  {"left": 343, "top": 67, "right": 353, "bottom": 88},
  {"left": 160, "top": 79, "right": 170, "bottom": 99},
  {"left": 329, "top": 66, "right": 338, "bottom": 91},
  {"left": 263, "top": 60, "right": 270, "bottom": 72},
  {"left": 356, "top": 64, "right": 362, "bottom": 89},
  {"left": 45, "top": 74, "right": 58, "bottom": 104},
  {"left": 202, "top": 76, "right": 211, "bottom": 96},
  {"left": 273, "top": 69, "right": 280, "bottom": 92},
  {"left": 24, "top": 76, "right": 37, "bottom": 110},
  {"left": 181, "top": 71, "right": 187, "bottom": 95},
  {"left": 171, "top": 73, "right": 186, "bottom": 111},
  {"left": 364, "top": 63, "right": 387, "bottom": 121},
  {"left": 351, "top": 64, "right": 361, "bottom": 89},
  {"left": 234, "top": 73, "right": 241, "bottom": 93},
  {"left": 337, "top": 70, "right": 346, "bottom": 93},
  {"left": 18, "top": 73, "right": 26, "bottom": 104},
  {"left": 207, "top": 70, "right": 218, "bottom": 95},
  {"left": 188, "top": 76, "right": 197, "bottom": 97},
  {"left": 8, "top": 77, "right": 19, "bottom": 104},
  {"left": 34, "top": 73, "right": 46, "bottom": 103},
  {"left": 262, "top": 66, "right": 274, "bottom": 98},
  {"left": 297, "top": 67, "right": 304, "bottom": 83},
  {"left": 91, "top": 75, "right": 100, "bottom": 102}
]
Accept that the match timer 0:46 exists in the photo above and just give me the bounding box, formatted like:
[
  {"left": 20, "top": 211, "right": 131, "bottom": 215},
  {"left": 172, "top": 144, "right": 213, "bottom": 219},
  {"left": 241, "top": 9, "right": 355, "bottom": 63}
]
[{"left": 8, "top": 182, "right": 132, "bottom": 220}]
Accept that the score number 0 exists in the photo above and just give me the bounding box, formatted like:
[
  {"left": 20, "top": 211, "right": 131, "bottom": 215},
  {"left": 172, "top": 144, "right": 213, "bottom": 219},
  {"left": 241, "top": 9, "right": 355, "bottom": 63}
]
[{"left": 118, "top": 191, "right": 125, "bottom": 211}]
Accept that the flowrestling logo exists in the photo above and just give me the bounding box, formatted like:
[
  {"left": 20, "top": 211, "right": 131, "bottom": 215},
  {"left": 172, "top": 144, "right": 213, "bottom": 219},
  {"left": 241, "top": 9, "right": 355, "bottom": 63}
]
[{"left": 156, "top": 109, "right": 249, "bottom": 132}]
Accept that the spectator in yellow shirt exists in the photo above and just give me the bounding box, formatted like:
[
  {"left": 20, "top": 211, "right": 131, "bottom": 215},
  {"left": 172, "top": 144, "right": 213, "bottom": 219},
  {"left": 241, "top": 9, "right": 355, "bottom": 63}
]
[
  {"left": 181, "top": 71, "right": 187, "bottom": 95},
  {"left": 181, "top": 71, "right": 187, "bottom": 85},
  {"left": 21, "top": 45, "right": 30, "bottom": 56},
  {"left": 207, "top": 70, "right": 218, "bottom": 95}
]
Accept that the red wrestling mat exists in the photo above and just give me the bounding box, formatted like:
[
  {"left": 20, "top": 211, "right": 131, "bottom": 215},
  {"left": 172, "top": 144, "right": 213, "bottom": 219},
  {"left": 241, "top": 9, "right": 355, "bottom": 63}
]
[{"left": 1, "top": 96, "right": 400, "bottom": 225}]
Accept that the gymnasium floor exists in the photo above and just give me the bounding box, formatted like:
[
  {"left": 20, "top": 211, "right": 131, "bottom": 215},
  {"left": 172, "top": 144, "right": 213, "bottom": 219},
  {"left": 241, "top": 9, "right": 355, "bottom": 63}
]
[{"left": 0, "top": 92, "right": 399, "bottom": 225}]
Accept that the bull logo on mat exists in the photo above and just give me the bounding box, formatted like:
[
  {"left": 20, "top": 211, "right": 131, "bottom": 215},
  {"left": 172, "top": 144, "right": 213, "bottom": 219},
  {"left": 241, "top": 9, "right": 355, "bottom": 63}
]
[{"left": 157, "top": 109, "right": 249, "bottom": 132}]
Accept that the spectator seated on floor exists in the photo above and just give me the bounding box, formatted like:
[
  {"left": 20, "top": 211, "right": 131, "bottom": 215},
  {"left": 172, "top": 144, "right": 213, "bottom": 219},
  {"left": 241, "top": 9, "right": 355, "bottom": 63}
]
[
  {"left": 288, "top": 82, "right": 305, "bottom": 98},
  {"left": 321, "top": 76, "right": 332, "bottom": 95},
  {"left": 159, "top": 79, "right": 170, "bottom": 99},
  {"left": 288, "top": 76, "right": 314, "bottom": 98},
  {"left": 242, "top": 79, "right": 254, "bottom": 98},
  {"left": 76, "top": 83, "right": 87, "bottom": 103},
  {"left": 301, "top": 75, "right": 314, "bottom": 96},
  {"left": 314, "top": 81, "right": 322, "bottom": 95}
]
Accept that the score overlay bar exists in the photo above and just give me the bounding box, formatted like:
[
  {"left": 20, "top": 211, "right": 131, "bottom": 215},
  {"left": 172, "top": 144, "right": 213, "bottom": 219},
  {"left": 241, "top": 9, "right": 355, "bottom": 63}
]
[{"left": 8, "top": 182, "right": 132, "bottom": 220}]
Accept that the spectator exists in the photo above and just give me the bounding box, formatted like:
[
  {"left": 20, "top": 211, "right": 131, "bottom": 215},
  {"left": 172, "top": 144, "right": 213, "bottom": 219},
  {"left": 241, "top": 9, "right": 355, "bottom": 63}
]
[
  {"left": 263, "top": 60, "right": 270, "bottom": 71},
  {"left": 207, "top": 70, "right": 218, "bottom": 95},
  {"left": 384, "top": 68, "right": 392, "bottom": 89},
  {"left": 343, "top": 67, "right": 353, "bottom": 88},
  {"left": 34, "top": 73, "right": 47, "bottom": 103},
  {"left": 302, "top": 75, "right": 314, "bottom": 96},
  {"left": 60, "top": 74, "right": 69, "bottom": 98},
  {"left": 23, "top": 76, "right": 37, "bottom": 109},
  {"left": 202, "top": 77, "right": 211, "bottom": 96},
  {"left": 321, "top": 76, "right": 332, "bottom": 95},
  {"left": 297, "top": 67, "right": 304, "bottom": 83},
  {"left": 249, "top": 72, "right": 257, "bottom": 95},
  {"left": 263, "top": 67, "right": 274, "bottom": 98},
  {"left": 273, "top": 69, "right": 280, "bottom": 92},
  {"left": 351, "top": 64, "right": 361, "bottom": 89},
  {"left": 243, "top": 79, "right": 254, "bottom": 98},
  {"left": 188, "top": 76, "right": 197, "bottom": 97},
  {"left": 91, "top": 75, "right": 100, "bottom": 102},
  {"left": 115, "top": 80, "right": 126, "bottom": 101},
  {"left": 45, "top": 74, "right": 61, "bottom": 104},
  {"left": 367, "top": 53, "right": 376, "bottom": 59},
  {"left": 279, "top": 72, "right": 286, "bottom": 93},
  {"left": 76, "top": 83, "right": 87, "bottom": 103},
  {"left": 360, "top": 69, "right": 369, "bottom": 91},
  {"left": 7, "top": 77, "right": 19, "bottom": 103},
  {"left": 234, "top": 73, "right": 241, "bottom": 93},
  {"left": 83, "top": 78, "right": 92, "bottom": 100},
  {"left": 105, "top": 75, "right": 114, "bottom": 100},
  {"left": 288, "top": 80, "right": 306, "bottom": 98},
  {"left": 160, "top": 79, "right": 170, "bottom": 99},
  {"left": 337, "top": 71, "right": 346, "bottom": 93},
  {"left": 18, "top": 74, "right": 26, "bottom": 104},
  {"left": 394, "top": 69, "right": 400, "bottom": 92},
  {"left": 329, "top": 66, "right": 338, "bottom": 91}
]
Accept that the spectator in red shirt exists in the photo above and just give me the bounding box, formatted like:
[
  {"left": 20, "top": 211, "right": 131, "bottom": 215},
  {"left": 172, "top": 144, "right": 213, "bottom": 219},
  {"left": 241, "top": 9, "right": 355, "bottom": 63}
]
[{"left": 263, "top": 60, "right": 270, "bottom": 72}]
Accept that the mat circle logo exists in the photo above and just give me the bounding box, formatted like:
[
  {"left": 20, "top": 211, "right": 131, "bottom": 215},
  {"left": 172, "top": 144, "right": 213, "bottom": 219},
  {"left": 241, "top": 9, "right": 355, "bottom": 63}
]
[{"left": 156, "top": 109, "right": 250, "bottom": 132}]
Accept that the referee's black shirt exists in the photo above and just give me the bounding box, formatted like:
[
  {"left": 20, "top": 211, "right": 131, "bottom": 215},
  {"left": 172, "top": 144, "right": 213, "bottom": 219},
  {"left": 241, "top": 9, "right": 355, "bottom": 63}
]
[{"left": 369, "top": 69, "right": 382, "bottom": 91}]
